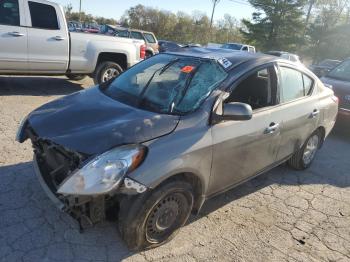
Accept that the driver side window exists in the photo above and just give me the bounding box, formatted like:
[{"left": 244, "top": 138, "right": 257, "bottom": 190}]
[{"left": 227, "top": 66, "right": 277, "bottom": 110}]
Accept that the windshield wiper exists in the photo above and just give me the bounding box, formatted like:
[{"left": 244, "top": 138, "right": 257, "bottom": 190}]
[
  {"left": 138, "top": 58, "right": 180, "bottom": 103},
  {"left": 169, "top": 62, "right": 203, "bottom": 113}
]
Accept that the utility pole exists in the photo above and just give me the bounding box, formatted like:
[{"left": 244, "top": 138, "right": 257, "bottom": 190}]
[
  {"left": 210, "top": 0, "right": 220, "bottom": 28},
  {"left": 305, "top": 0, "right": 316, "bottom": 26},
  {"left": 79, "top": 0, "right": 82, "bottom": 22}
]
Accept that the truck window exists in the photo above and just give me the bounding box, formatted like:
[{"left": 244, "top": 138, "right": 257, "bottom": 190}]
[
  {"left": 130, "top": 31, "right": 144, "bottom": 40},
  {"left": 116, "top": 30, "right": 129, "bottom": 38},
  {"left": 0, "top": 0, "right": 20, "bottom": 26},
  {"left": 144, "top": 33, "right": 156, "bottom": 43},
  {"left": 29, "top": 1, "right": 59, "bottom": 30}
]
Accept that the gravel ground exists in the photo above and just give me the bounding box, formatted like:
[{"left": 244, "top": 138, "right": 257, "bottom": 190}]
[{"left": 0, "top": 76, "right": 349, "bottom": 262}]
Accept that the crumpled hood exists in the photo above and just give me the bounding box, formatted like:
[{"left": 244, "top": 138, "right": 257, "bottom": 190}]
[{"left": 28, "top": 87, "right": 179, "bottom": 155}]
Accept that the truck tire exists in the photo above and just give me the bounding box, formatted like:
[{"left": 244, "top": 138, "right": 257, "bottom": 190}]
[
  {"left": 94, "top": 61, "right": 123, "bottom": 85},
  {"left": 66, "top": 74, "right": 86, "bottom": 81},
  {"left": 288, "top": 130, "right": 321, "bottom": 170},
  {"left": 118, "top": 180, "right": 194, "bottom": 251},
  {"left": 145, "top": 51, "right": 153, "bottom": 59}
]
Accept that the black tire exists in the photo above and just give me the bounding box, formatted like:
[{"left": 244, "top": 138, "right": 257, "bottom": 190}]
[
  {"left": 118, "top": 180, "right": 194, "bottom": 251},
  {"left": 145, "top": 51, "right": 153, "bottom": 59},
  {"left": 93, "top": 61, "right": 123, "bottom": 85},
  {"left": 288, "top": 130, "right": 321, "bottom": 170},
  {"left": 66, "top": 74, "right": 86, "bottom": 81}
]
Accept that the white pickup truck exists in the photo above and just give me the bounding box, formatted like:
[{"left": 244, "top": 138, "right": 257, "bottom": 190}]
[{"left": 0, "top": 0, "right": 145, "bottom": 84}]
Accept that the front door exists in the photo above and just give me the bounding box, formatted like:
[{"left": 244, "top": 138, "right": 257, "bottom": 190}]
[
  {"left": 209, "top": 65, "right": 281, "bottom": 195},
  {"left": 25, "top": 0, "right": 69, "bottom": 72},
  {"left": 0, "top": 0, "right": 28, "bottom": 71}
]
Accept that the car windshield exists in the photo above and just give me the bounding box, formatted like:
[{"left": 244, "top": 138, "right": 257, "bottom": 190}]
[
  {"left": 221, "top": 43, "right": 242, "bottom": 50},
  {"left": 101, "top": 54, "right": 228, "bottom": 115},
  {"left": 327, "top": 60, "right": 350, "bottom": 82}
]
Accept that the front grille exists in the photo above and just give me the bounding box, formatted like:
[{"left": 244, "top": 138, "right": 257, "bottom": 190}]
[{"left": 28, "top": 128, "right": 86, "bottom": 194}]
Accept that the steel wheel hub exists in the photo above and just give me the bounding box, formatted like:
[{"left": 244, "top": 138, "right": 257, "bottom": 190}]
[
  {"left": 303, "top": 134, "right": 319, "bottom": 165},
  {"left": 146, "top": 193, "right": 185, "bottom": 242}
]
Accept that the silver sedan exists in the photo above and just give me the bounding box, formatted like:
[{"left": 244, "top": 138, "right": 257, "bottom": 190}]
[{"left": 17, "top": 48, "right": 338, "bottom": 250}]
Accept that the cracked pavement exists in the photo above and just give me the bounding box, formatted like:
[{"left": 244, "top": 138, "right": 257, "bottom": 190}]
[{"left": 0, "top": 76, "right": 349, "bottom": 262}]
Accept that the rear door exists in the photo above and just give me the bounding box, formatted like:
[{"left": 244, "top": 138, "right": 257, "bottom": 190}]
[
  {"left": 25, "top": 0, "right": 69, "bottom": 72},
  {"left": 0, "top": 0, "right": 28, "bottom": 71},
  {"left": 272, "top": 64, "right": 320, "bottom": 161}
]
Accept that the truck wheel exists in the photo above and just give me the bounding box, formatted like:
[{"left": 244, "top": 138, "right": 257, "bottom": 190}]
[
  {"left": 66, "top": 74, "right": 86, "bottom": 81},
  {"left": 94, "top": 61, "right": 123, "bottom": 85},
  {"left": 288, "top": 130, "right": 321, "bottom": 170},
  {"left": 118, "top": 180, "right": 194, "bottom": 251},
  {"left": 145, "top": 51, "right": 153, "bottom": 59}
]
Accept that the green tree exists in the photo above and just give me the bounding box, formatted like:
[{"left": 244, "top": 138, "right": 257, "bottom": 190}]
[
  {"left": 306, "top": 0, "right": 350, "bottom": 62},
  {"left": 241, "top": 0, "right": 307, "bottom": 51}
]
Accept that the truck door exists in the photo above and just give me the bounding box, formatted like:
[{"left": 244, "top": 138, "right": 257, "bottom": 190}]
[
  {"left": 25, "top": 0, "right": 69, "bottom": 72},
  {"left": 0, "top": 0, "right": 28, "bottom": 71}
]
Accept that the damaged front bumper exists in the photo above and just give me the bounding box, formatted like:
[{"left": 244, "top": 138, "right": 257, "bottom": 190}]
[{"left": 33, "top": 154, "right": 148, "bottom": 230}]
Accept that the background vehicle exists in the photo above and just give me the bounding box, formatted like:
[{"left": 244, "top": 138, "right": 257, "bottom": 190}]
[
  {"left": 18, "top": 49, "right": 338, "bottom": 251},
  {"left": 266, "top": 51, "right": 302, "bottom": 64},
  {"left": 309, "top": 59, "right": 341, "bottom": 77},
  {"left": 115, "top": 28, "right": 159, "bottom": 58},
  {"left": 0, "top": 0, "right": 145, "bottom": 84},
  {"left": 321, "top": 58, "right": 350, "bottom": 119},
  {"left": 68, "top": 21, "right": 82, "bottom": 32},
  {"left": 221, "top": 43, "right": 256, "bottom": 53},
  {"left": 158, "top": 40, "right": 183, "bottom": 52}
]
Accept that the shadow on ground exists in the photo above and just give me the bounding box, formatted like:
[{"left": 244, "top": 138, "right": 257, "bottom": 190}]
[
  {"left": 0, "top": 76, "right": 85, "bottom": 96},
  {"left": 0, "top": 125, "right": 349, "bottom": 261}
]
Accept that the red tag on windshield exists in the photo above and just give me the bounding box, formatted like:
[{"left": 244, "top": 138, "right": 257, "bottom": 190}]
[{"left": 181, "top": 66, "right": 195, "bottom": 73}]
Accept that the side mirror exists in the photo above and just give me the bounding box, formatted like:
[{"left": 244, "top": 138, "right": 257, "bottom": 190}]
[{"left": 221, "top": 102, "right": 253, "bottom": 121}]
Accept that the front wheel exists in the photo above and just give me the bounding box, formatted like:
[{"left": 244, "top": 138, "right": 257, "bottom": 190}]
[
  {"left": 66, "top": 74, "right": 86, "bottom": 81},
  {"left": 288, "top": 130, "right": 321, "bottom": 170},
  {"left": 118, "top": 181, "right": 194, "bottom": 251},
  {"left": 93, "top": 61, "right": 123, "bottom": 85}
]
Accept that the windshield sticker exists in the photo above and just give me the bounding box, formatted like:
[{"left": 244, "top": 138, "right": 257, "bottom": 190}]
[
  {"left": 218, "top": 58, "right": 232, "bottom": 69},
  {"left": 181, "top": 66, "right": 195, "bottom": 73}
]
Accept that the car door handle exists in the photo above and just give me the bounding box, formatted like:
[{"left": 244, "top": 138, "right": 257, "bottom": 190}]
[
  {"left": 8, "top": 31, "right": 25, "bottom": 37},
  {"left": 53, "top": 36, "right": 65, "bottom": 41},
  {"left": 265, "top": 123, "right": 280, "bottom": 134},
  {"left": 310, "top": 109, "right": 320, "bottom": 118}
]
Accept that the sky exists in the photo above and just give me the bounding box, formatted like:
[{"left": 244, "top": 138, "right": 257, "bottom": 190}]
[{"left": 53, "top": 0, "right": 255, "bottom": 21}]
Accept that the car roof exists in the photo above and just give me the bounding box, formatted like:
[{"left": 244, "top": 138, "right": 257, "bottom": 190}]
[{"left": 164, "top": 47, "right": 277, "bottom": 69}]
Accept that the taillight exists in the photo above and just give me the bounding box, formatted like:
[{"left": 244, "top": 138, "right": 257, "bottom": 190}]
[
  {"left": 332, "top": 96, "right": 339, "bottom": 103},
  {"left": 140, "top": 44, "right": 146, "bottom": 60}
]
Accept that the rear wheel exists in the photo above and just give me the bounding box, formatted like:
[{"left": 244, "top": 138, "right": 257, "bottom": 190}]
[
  {"left": 288, "top": 130, "right": 321, "bottom": 170},
  {"left": 118, "top": 180, "right": 194, "bottom": 251},
  {"left": 93, "top": 61, "right": 123, "bottom": 85}
]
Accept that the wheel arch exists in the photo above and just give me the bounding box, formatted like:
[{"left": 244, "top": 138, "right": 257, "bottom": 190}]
[
  {"left": 316, "top": 126, "right": 326, "bottom": 148},
  {"left": 153, "top": 172, "right": 205, "bottom": 214},
  {"left": 95, "top": 52, "right": 127, "bottom": 72}
]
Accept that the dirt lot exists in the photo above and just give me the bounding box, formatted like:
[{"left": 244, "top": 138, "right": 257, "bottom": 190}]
[{"left": 0, "top": 75, "right": 349, "bottom": 262}]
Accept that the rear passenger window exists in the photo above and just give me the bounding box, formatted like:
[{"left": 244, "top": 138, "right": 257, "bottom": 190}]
[
  {"left": 144, "top": 33, "right": 156, "bottom": 43},
  {"left": 0, "top": 0, "right": 20, "bottom": 26},
  {"left": 279, "top": 67, "right": 304, "bottom": 102},
  {"left": 29, "top": 1, "right": 59, "bottom": 30},
  {"left": 130, "top": 31, "right": 144, "bottom": 40}
]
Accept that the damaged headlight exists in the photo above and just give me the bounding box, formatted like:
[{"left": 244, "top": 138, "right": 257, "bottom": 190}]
[{"left": 57, "top": 145, "right": 147, "bottom": 195}]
